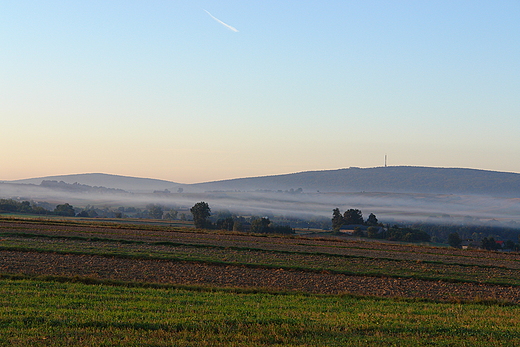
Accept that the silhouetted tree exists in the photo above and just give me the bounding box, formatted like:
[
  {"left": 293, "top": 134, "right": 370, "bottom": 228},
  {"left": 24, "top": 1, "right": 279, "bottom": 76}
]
[
  {"left": 87, "top": 209, "right": 98, "bottom": 218},
  {"left": 380, "top": 226, "right": 430, "bottom": 242},
  {"left": 367, "top": 226, "right": 380, "bottom": 238},
  {"left": 366, "top": 213, "right": 379, "bottom": 226},
  {"left": 250, "top": 217, "right": 271, "bottom": 233},
  {"left": 77, "top": 210, "right": 89, "bottom": 217},
  {"left": 448, "top": 232, "right": 462, "bottom": 248},
  {"left": 190, "top": 202, "right": 211, "bottom": 229},
  {"left": 481, "top": 237, "right": 499, "bottom": 251},
  {"left": 54, "top": 203, "right": 76, "bottom": 217},
  {"left": 147, "top": 204, "right": 163, "bottom": 219},
  {"left": 233, "top": 220, "right": 244, "bottom": 232},
  {"left": 504, "top": 240, "right": 516, "bottom": 250},
  {"left": 0, "top": 199, "right": 49, "bottom": 215},
  {"left": 343, "top": 209, "right": 364, "bottom": 225},
  {"left": 249, "top": 217, "right": 294, "bottom": 234},
  {"left": 164, "top": 210, "right": 178, "bottom": 220},
  {"left": 271, "top": 225, "right": 294, "bottom": 234},
  {"left": 332, "top": 208, "right": 343, "bottom": 232},
  {"left": 216, "top": 217, "right": 234, "bottom": 231}
]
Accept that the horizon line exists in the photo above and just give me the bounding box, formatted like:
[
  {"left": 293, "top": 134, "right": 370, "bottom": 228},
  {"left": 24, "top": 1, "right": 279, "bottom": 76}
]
[{"left": 4, "top": 165, "right": 520, "bottom": 185}]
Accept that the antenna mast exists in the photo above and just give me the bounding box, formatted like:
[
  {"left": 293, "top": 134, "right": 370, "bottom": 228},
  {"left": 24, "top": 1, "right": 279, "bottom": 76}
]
[{"left": 384, "top": 154, "right": 387, "bottom": 168}]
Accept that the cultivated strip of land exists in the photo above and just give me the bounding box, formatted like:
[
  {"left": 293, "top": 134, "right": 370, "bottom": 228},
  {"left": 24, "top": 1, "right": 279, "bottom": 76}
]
[{"left": 1, "top": 218, "right": 520, "bottom": 303}]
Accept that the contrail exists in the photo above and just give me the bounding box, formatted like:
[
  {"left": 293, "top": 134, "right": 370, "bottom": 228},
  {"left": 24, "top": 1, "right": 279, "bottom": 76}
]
[{"left": 202, "top": 9, "right": 239, "bottom": 32}]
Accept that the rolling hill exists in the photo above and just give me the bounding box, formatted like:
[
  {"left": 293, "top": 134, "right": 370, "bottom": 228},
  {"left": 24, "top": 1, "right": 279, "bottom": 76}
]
[
  {"left": 193, "top": 166, "right": 520, "bottom": 197},
  {"left": 9, "top": 173, "right": 180, "bottom": 193},
  {"left": 3, "top": 167, "right": 520, "bottom": 223},
  {"left": 7, "top": 166, "right": 520, "bottom": 197}
]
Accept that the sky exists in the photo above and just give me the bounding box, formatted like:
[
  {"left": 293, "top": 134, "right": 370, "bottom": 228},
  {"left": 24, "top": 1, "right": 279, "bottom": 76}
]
[{"left": 1, "top": 1, "right": 519, "bottom": 184}]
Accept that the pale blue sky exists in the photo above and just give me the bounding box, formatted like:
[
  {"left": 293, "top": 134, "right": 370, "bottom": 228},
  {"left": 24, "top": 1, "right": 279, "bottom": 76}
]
[{"left": 2, "top": 1, "right": 519, "bottom": 183}]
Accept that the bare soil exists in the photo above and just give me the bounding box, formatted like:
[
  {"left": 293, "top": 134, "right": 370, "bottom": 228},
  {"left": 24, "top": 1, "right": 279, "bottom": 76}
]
[
  {"left": 1, "top": 250, "right": 520, "bottom": 303},
  {"left": 1, "top": 219, "right": 520, "bottom": 303}
]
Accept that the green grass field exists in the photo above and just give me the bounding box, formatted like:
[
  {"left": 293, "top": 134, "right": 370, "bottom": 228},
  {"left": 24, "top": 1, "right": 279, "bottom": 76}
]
[
  {"left": 1, "top": 278, "right": 520, "bottom": 346},
  {"left": 2, "top": 217, "right": 520, "bottom": 346}
]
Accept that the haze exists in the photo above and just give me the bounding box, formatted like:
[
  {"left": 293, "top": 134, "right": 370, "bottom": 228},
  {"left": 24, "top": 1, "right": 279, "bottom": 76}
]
[
  {"left": 2, "top": 1, "right": 520, "bottom": 183},
  {"left": 4, "top": 168, "right": 520, "bottom": 226},
  {"left": 4, "top": 180, "right": 520, "bottom": 226}
]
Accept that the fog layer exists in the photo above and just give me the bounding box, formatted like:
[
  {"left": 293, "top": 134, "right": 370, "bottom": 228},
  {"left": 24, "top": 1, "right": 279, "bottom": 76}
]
[{"left": 2, "top": 182, "right": 520, "bottom": 226}]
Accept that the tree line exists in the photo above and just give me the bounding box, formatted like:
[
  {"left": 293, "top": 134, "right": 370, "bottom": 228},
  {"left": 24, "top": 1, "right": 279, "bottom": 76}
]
[
  {"left": 4, "top": 197, "right": 518, "bottom": 248},
  {"left": 0, "top": 199, "right": 184, "bottom": 220},
  {"left": 332, "top": 208, "right": 431, "bottom": 243},
  {"left": 447, "top": 232, "right": 520, "bottom": 251},
  {"left": 414, "top": 222, "right": 520, "bottom": 248},
  {"left": 0, "top": 199, "right": 75, "bottom": 216},
  {"left": 190, "top": 202, "right": 294, "bottom": 234}
]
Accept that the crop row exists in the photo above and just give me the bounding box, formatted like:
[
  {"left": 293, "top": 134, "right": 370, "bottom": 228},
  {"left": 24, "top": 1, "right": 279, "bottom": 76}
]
[
  {"left": 3, "top": 231, "right": 520, "bottom": 271},
  {"left": 3, "top": 233, "right": 520, "bottom": 286},
  {"left": 3, "top": 219, "right": 520, "bottom": 266}
]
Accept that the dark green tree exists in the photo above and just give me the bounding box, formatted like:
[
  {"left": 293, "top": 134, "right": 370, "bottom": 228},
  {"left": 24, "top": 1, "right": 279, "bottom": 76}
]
[
  {"left": 20, "top": 201, "right": 32, "bottom": 213},
  {"left": 87, "top": 209, "right": 98, "bottom": 218},
  {"left": 504, "top": 240, "right": 516, "bottom": 250},
  {"left": 367, "top": 226, "right": 380, "bottom": 238},
  {"left": 250, "top": 217, "right": 271, "bottom": 233},
  {"left": 0, "top": 199, "right": 49, "bottom": 215},
  {"left": 164, "top": 210, "right": 178, "bottom": 220},
  {"left": 271, "top": 225, "right": 294, "bottom": 234},
  {"left": 448, "top": 232, "right": 462, "bottom": 248},
  {"left": 233, "top": 220, "right": 244, "bottom": 232},
  {"left": 366, "top": 213, "right": 379, "bottom": 226},
  {"left": 77, "top": 210, "right": 89, "bottom": 217},
  {"left": 54, "top": 203, "right": 76, "bottom": 217},
  {"left": 343, "top": 209, "right": 364, "bottom": 225},
  {"left": 216, "top": 217, "right": 234, "bottom": 231},
  {"left": 380, "top": 226, "right": 430, "bottom": 242},
  {"left": 332, "top": 208, "right": 343, "bottom": 232},
  {"left": 481, "top": 237, "right": 499, "bottom": 251},
  {"left": 147, "top": 204, "right": 163, "bottom": 219},
  {"left": 248, "top": 217, "right": 293, "bottom": 234},
  {"left": 190, "top": 202, "right": 211, "bottom": 229}
]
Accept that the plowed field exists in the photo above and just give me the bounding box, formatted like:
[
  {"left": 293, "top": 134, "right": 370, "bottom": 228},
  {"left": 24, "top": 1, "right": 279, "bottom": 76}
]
[{"left": 2, "top": 219, "right": 520, "bottom": 303}]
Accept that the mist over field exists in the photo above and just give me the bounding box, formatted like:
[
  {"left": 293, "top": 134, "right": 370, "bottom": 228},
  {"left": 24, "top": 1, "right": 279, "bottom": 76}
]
[{"left": 3, "top": 167, "right": 520, "bottom": 227}]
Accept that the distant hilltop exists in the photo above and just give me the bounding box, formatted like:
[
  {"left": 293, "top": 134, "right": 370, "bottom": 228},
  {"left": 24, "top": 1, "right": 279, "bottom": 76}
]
[
  {"left": 7, "top": 166, "right": 520, "bottom": 197},
  {"left": 190, "top": 166, "right": 520, "bottom": 197},
  {"left": 9, "top": 173, "right": 180, "bottom": 193}
]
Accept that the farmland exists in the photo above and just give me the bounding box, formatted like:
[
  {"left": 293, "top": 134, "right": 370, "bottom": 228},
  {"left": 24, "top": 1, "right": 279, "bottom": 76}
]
[{"left": 1, "top": 217, "right": 520, "bottom": 345}]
